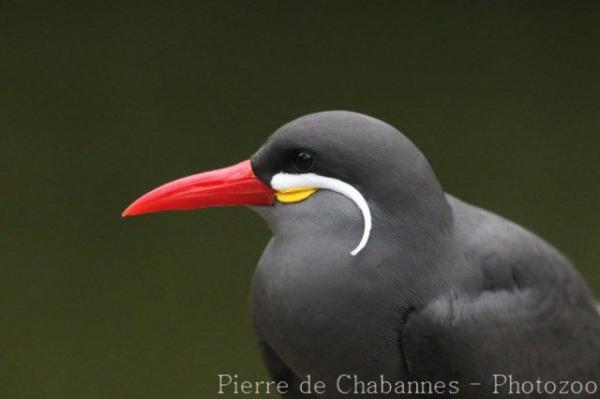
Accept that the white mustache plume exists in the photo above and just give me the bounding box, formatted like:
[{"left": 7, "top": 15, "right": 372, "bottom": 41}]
[{"left": 271, "top": 172, "right": 372, "bottom": 256}]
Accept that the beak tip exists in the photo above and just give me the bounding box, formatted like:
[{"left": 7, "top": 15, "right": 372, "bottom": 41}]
[{"left": 121, "top": 203, "right": 140, "bottom": 217}]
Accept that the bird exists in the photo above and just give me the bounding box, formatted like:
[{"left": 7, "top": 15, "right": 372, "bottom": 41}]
[{"left": 123, "top": 111, "right": 600, "bottom": 398}]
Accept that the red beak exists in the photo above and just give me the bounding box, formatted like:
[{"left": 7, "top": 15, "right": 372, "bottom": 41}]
[{"left": 122, "top": 159, "right": 275, "bottom": 217}]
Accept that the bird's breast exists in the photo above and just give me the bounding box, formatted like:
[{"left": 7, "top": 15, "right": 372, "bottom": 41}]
[{"left": 250, "top": 236, "right": 404, "bottom": 384}]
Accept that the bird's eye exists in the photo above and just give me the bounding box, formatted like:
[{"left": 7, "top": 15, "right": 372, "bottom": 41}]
[{"left": 294, "top": 151, "right": 315, "bottom": 171}]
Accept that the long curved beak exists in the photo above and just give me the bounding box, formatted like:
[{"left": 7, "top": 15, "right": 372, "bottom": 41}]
[{"left": 122, "top": 159, "right": 275, "bottom": 217}]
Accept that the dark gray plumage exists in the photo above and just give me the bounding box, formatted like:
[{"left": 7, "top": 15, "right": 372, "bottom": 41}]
[{"left": 248, "top": 111, "right": 600, "bottom": 398}]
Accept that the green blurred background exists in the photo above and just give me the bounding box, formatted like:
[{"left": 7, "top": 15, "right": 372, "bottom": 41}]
[{"left": 3, "top": 1, "right": 599, "bottom": 398}]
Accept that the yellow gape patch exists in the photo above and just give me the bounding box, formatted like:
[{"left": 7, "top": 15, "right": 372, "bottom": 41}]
[{"left": 275, "top": 187, "right": 317, "bottom": 203}]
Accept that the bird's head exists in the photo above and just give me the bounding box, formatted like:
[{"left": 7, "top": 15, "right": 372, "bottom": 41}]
[{"left": 123, "top": 111, "right": 449, "bottom": 256}]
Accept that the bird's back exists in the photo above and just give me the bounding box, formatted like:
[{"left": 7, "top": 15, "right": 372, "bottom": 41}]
[
  {"left": 446, "top": 194, "right": 597, "bottom": 308},
  {"left": 400, "top": 195, "right": 600, "bottom": 397}
]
